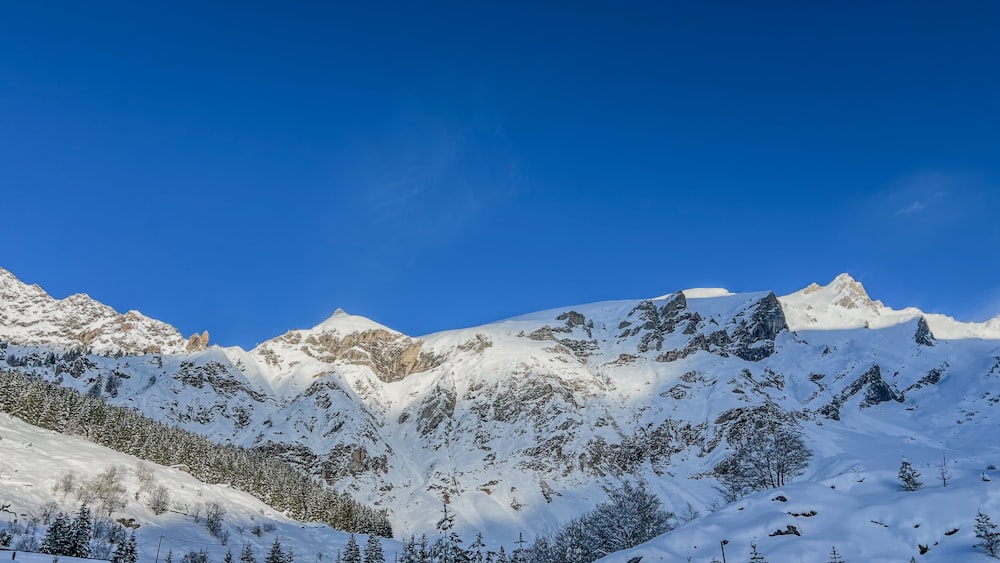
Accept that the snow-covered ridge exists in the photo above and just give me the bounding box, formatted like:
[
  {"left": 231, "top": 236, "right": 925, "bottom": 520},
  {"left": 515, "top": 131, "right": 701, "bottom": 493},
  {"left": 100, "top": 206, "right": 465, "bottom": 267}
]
[
  {"left": 779, "top": 273, "right": 1000, "bottom": 340},
  {"left": 0, "top": 268, "right": 192, "bottom": 355}
]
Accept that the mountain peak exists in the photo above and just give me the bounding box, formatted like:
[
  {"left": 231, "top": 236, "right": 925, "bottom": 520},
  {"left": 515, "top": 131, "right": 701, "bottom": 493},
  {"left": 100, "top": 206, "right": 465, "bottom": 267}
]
[
  {"left": 826, "top": 273, "right": 879, "bottom": 310},
  {"left": 311, "top": 309, "right": 401, "bottom": 336},
  {"left": 780, "top": 273, "right": 889, "bottom": 331},
  {"left": 0, "top": 267, "right": 46, "bottom": 300}
]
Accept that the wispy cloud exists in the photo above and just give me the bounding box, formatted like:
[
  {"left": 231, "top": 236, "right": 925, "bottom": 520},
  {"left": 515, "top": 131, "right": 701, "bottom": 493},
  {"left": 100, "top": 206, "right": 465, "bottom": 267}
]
[
  {"left": 880, "top": 171, "right": 983, "bottom": 222},
  {"left": 894, "top": 201, "right": 926, "bottom": 215},
  {"left": 333, "top": 107, "right": 522, "bottom": 256}
]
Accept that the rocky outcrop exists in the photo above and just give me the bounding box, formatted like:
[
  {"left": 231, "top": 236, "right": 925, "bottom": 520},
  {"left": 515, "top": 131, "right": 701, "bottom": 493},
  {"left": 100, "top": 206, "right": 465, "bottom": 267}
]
[
  {"left": 301, "top": 329, "right": 443, "bottom": 382},
  {"left": 820, "top": 365, "right": 905, "bottom": 419},
  {"left": 618, "top": 294, "right": 700, "bottom": 353},
  {"left": 729, "top": 293, "right": 787, "bottom": 361},
  {"left": 186, "top": 330, "right": 210, "bottom": 351},
  {"left": 914, "top": 317, "right": 935, "bottom": 347}
]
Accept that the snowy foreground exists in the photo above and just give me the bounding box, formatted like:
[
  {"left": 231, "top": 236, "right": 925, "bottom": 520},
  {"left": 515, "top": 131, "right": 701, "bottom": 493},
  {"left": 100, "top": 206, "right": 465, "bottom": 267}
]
[
  {"left": 601, "top": 469, "right": 1000, "bottom": 562},
  {"left": 0, "top": 412, "right": 400, "bottom": 562}
]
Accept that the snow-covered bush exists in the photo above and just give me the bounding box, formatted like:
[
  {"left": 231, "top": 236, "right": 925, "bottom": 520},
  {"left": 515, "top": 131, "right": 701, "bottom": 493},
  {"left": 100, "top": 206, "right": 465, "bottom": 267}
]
[
  {"left": 975, "top": 512, "right": 1000, "bottom": 558},
  {"left": 898, "top": 459, "right": 923, "bottom": 491}
]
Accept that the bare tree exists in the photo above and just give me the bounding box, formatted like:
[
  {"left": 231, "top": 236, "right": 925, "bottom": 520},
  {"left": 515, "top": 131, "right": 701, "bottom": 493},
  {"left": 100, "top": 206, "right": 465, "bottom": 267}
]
[
  {"left": 53, "top": 471, "right": 77, "bottom": 501},
  {"left": 148, "top": 485, "right": 170, "bottom": 515},
  {"left": 715, "top": 425, "right": 812, "bottom": 500},
  {"left": 86, "top": 467, "right": 128, "bottom": 516},
  {"left": 939, "top": 452, "right": 951, "bottom": 488},
  {"left": 135, "top": 463, "right": 156, "bottom": 494},
  {"left": 205, "top": 502, "right": 227, "bottom": 538}
]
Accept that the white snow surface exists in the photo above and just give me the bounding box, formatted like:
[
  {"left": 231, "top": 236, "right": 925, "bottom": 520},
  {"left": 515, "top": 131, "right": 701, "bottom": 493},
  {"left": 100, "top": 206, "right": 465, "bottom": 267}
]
[
  {"left": 680, "top": 288, "right": 734, "bottom": 299},
  {"left": 2, "top": 267, "right": 1000, "bottom": 561}
]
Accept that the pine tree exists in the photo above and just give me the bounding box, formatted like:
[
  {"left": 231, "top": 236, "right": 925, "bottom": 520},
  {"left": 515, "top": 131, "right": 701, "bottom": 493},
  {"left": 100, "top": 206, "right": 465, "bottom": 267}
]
[
  {"left": 241, "top": 543, "right": 258, "bottom": 563},
  {"left": 343, "top": 534, "right": 362, "bottom": 563},
  {"left": 898, "top": 460, "right": 923, "bottom": 491},
  {"left": 417, "top": 534, "right": 430, "bottom": 562},
  {"left": 828, "top": 546, "right": 845, "bottom": 563},
  {"left": 111, "top": 531, "right": 138, "bottom": 563},
  {"left": 511, "top": 532, "right": 527, "bottom": 563},
  {"left": 469, "top": 532, "right": 486, "bottom": 563},
  {"left": 749, "top": 542, "right": 767, "bottom": 563},
  {"left": 223, "top": 549, "right": 235, "bottom": 563},
  {"left": 40, "top": 512, "right": 73, "bottom": 556},
  {"left": 495, "top": 546, "right": 507, "bottom": 563},
  {"left": 434, "top": 502, "right": 467, "bottom": 563},
  {"left": 165, "top": 549, "right": 175, "bottom": 563},
  {"left": 266, "top": 538, "right": 287, "bottom": 563},
  {"left": 975, "top": 512, "right": 1000, "bottom": 558},
  {"left": 71, "top": 503, "right": 93, "bottom": 558},
  {"left": 364, "top": 534, "right": 385, "bottom": 563}
]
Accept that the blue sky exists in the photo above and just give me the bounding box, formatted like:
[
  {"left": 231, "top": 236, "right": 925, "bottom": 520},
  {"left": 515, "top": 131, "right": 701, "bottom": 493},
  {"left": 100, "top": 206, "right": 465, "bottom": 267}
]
[{"left": 1, "top": 2, "right": 998, "bottom": 347}]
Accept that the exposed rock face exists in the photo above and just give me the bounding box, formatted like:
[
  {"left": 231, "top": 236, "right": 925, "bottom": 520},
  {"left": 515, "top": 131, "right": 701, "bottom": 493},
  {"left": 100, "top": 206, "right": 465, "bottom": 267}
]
[
  {"left": 914, "top": 317, "right": 935, "bottom": 346},
  {"left": 186, "top": 330, "right": 210, "bottom": 351},
  {"left": 618, "top": 293, "right": 696, "bottom": 353},
  {"left": 524, "top": 311, "right": 598, "bottom": 358},
  {"left": 820, "top": 365, "right": 905, "bottom": 419},
  {"left": 300, "top": 329, "right": 443, "bottom": 382},
  {"left": 729, "top": 292, "right": 787, "bottom": 361}
]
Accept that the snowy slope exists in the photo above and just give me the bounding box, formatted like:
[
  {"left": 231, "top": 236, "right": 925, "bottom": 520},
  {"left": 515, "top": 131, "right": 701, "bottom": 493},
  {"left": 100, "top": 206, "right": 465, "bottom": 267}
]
[
  {"left": 1, "top": 266, "right": 999, "bottom": 555},
  {"left": 0, "top": 412, "right": 400, "bottom": 563}
]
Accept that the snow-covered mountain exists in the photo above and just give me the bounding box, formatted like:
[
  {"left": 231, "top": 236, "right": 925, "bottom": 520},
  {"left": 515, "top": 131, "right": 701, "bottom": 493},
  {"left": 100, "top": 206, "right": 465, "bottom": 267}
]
[
  {"left": 0, "top": 268, "right": 196, "bottom": 355},
  {"left": 2, "top": 266, "right": 1000, "bottom": 560}
]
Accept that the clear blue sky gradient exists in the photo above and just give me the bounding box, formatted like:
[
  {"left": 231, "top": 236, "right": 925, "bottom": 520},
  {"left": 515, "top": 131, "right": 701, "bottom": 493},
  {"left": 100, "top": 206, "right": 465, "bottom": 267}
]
[{"left": 1, "top": 2, "right": 998, "bottom": 347}]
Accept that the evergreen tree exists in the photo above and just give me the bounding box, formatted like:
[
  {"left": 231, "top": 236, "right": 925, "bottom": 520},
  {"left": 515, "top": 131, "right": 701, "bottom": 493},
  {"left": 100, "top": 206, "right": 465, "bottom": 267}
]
[
  {"left": 111, "top": 531, "right": 138, "bottom": 563},
  {"left": 40, "top": 512, "right": 73, "bottom": 556},
  {"left": 165, "top": 549, "right": 174, "bottom": 563},
  {"left": 975, "top": 512, "right": 1000, "bottom": 558},
  {"left": 898, "top": 460, "right": 923, "bottom": 491},
  {"left": 240, "top": 543, "right": 257, "bottom": 563},
  {"left": 71, "top": 503, "right": 93, "bottom": 558},
  {"left": 182, "top": 548, "right": 210, "bottom": 563},
  {"left": 511, "top": 533, "right": 526, "bottom": 563},
  {"left": 343, "top": 534, "right": 362, "bottom": 563},
  {"left": 749, "top": 542, "right": 766, "bottom": 563},
  {"left": 364, "top": 534, "right": 385, "bottom": 563},
  {"left": 433, "top": 503, "right": 467, "bottom": 563},
  {"left": 223, "top": 549, "right": 235, "bottom": 563},
  {"left": 828, "top": 546, "right": 845, "bottom": 563},
  {"left": 266, "top": 538, "right": 287, "bottom": 563},
  {"left": 469, "top": 532, "right": 486, "bottom": 563},
  {"left": 495, "top": 546, "right": 507, "bottom": 563},
  {"left": 398, "top": 536, "right": 422, "bottom": 563}
]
